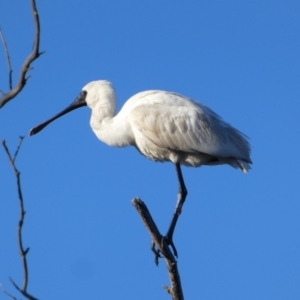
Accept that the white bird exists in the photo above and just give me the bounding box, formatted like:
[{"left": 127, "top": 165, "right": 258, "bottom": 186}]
[{"left": 30, "top": 80, "right": 252, "bottom": 256}]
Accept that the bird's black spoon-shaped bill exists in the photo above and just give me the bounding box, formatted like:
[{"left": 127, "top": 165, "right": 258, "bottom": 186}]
[{"left": 29, "top": 91, "right": 87, "bottom": 136}]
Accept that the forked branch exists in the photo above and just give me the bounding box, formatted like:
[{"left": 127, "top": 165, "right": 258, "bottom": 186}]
[
  {"left": 1, "top": 138, "right": 38, "bottom": 300},
  {"left": 132, "top": 197, "right": 184, "bottom": 300},
  {"left": 0, "top": 0, "right": 44, "bottom": 109}
]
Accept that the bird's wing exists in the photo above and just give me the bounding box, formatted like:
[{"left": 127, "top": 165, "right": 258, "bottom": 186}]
[{"left": 129, "top": 95, "right": 251, "bottom": 161}]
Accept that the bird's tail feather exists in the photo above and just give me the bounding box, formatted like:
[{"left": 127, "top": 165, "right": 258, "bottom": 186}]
[
  {"left": 237, "top": 160, "right": 251, "bottom": 173},
  {"left": 222, "top": 158, "right": 252, "bottom": 173}
]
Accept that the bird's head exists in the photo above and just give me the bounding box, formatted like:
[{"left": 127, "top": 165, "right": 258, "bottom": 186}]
[
  {"left": 82, "top": 80, "right": 115, "bottom": 109},
  {"left": 29, "top": 80, "right": 114, "bottom": 136}
]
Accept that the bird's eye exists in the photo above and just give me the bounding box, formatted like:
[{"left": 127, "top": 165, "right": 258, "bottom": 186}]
[{"left": 81, "top": 90, "right": 87, "bottom": 96}]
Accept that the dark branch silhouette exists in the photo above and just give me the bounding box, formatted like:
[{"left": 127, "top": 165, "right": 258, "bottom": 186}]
[
  {"left": 132, "top": 197, "right": 184, "bottom": 300},
  {"left": 1, "top": 138, "right": 38, "bottom": 300},
  {"left": 0, "top": 283, "right": 17, "bottom": 300},
  {"left": 0, "top": 28, "right": 13, "bottom": 91},
  {"left": 0, "top": 0, "right": 44, "bottom": 109}
]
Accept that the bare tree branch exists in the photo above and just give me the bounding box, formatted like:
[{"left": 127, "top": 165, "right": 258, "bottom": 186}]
[
  {"left": 132, "top": 197, "right": 184, "bottom": 300},
  {"left": 0, "top": 283, "right": 17, "bottom": 300},
  {"left": 1, "top": 138, "right": 38, "bottom": 300},
  {"left": 0, "top": 0, "right": 44, "bottom": 109},
  {"left": 0, "top": 28, "right": 13, "bottom": 90}
]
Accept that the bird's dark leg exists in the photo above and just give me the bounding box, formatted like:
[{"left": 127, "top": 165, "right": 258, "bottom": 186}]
[{"left": 164, "top": 163, "right": 188, "bottom": 257}]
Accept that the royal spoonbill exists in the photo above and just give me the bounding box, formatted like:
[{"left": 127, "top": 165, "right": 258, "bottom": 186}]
[{"left": 30, "top": 80, "right": 252, "bottom": 256}]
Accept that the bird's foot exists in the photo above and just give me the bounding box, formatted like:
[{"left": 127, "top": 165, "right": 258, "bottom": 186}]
[
  {"left": 151, "top": 241, "right": 162, "bottom": 266},
  {"left": 151, "top": 236, "right": 178, "bottom": 264},
  {"left": 162, "top": 235, "right": 178, "bottom": 258}
]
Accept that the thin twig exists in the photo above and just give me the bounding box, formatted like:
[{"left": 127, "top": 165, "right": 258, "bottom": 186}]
[
  {"left": 0, "top": 28, "right": 13, "bottom": 90},
  {"left": 13, "top": 136, "right": 25, "bottom": 162},
  {"left": 0, "top": 283, "right": 17, "bottom": 300},
  {"left": 0, "top": 0, "right": 44, "bottom": 109},
  {"left": 132, "top": 197, "right": 184, "bottom": 300},
  {"left": 10, "top": 278, "right": 37, "bottom": 300},
  {"left": 1, "top": 138, "right": 38, "bottom": 300}
]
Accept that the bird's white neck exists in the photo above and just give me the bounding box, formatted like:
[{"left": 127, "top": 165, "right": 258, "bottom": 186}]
[{"left": 89, "top": 95, "right": 134, "bottom": 148}]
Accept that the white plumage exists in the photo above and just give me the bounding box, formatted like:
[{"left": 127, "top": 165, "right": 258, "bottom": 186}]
[
  {"left": 30, "top": 80, "right": 252, "bottom": 256},
  {"left": 83, "top": 80, "right": 251, "bottom": 172}
]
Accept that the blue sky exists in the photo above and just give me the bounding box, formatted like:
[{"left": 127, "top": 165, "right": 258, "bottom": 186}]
[{"left": 1, "top": 1, "right": 300, "bottom": 299}]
